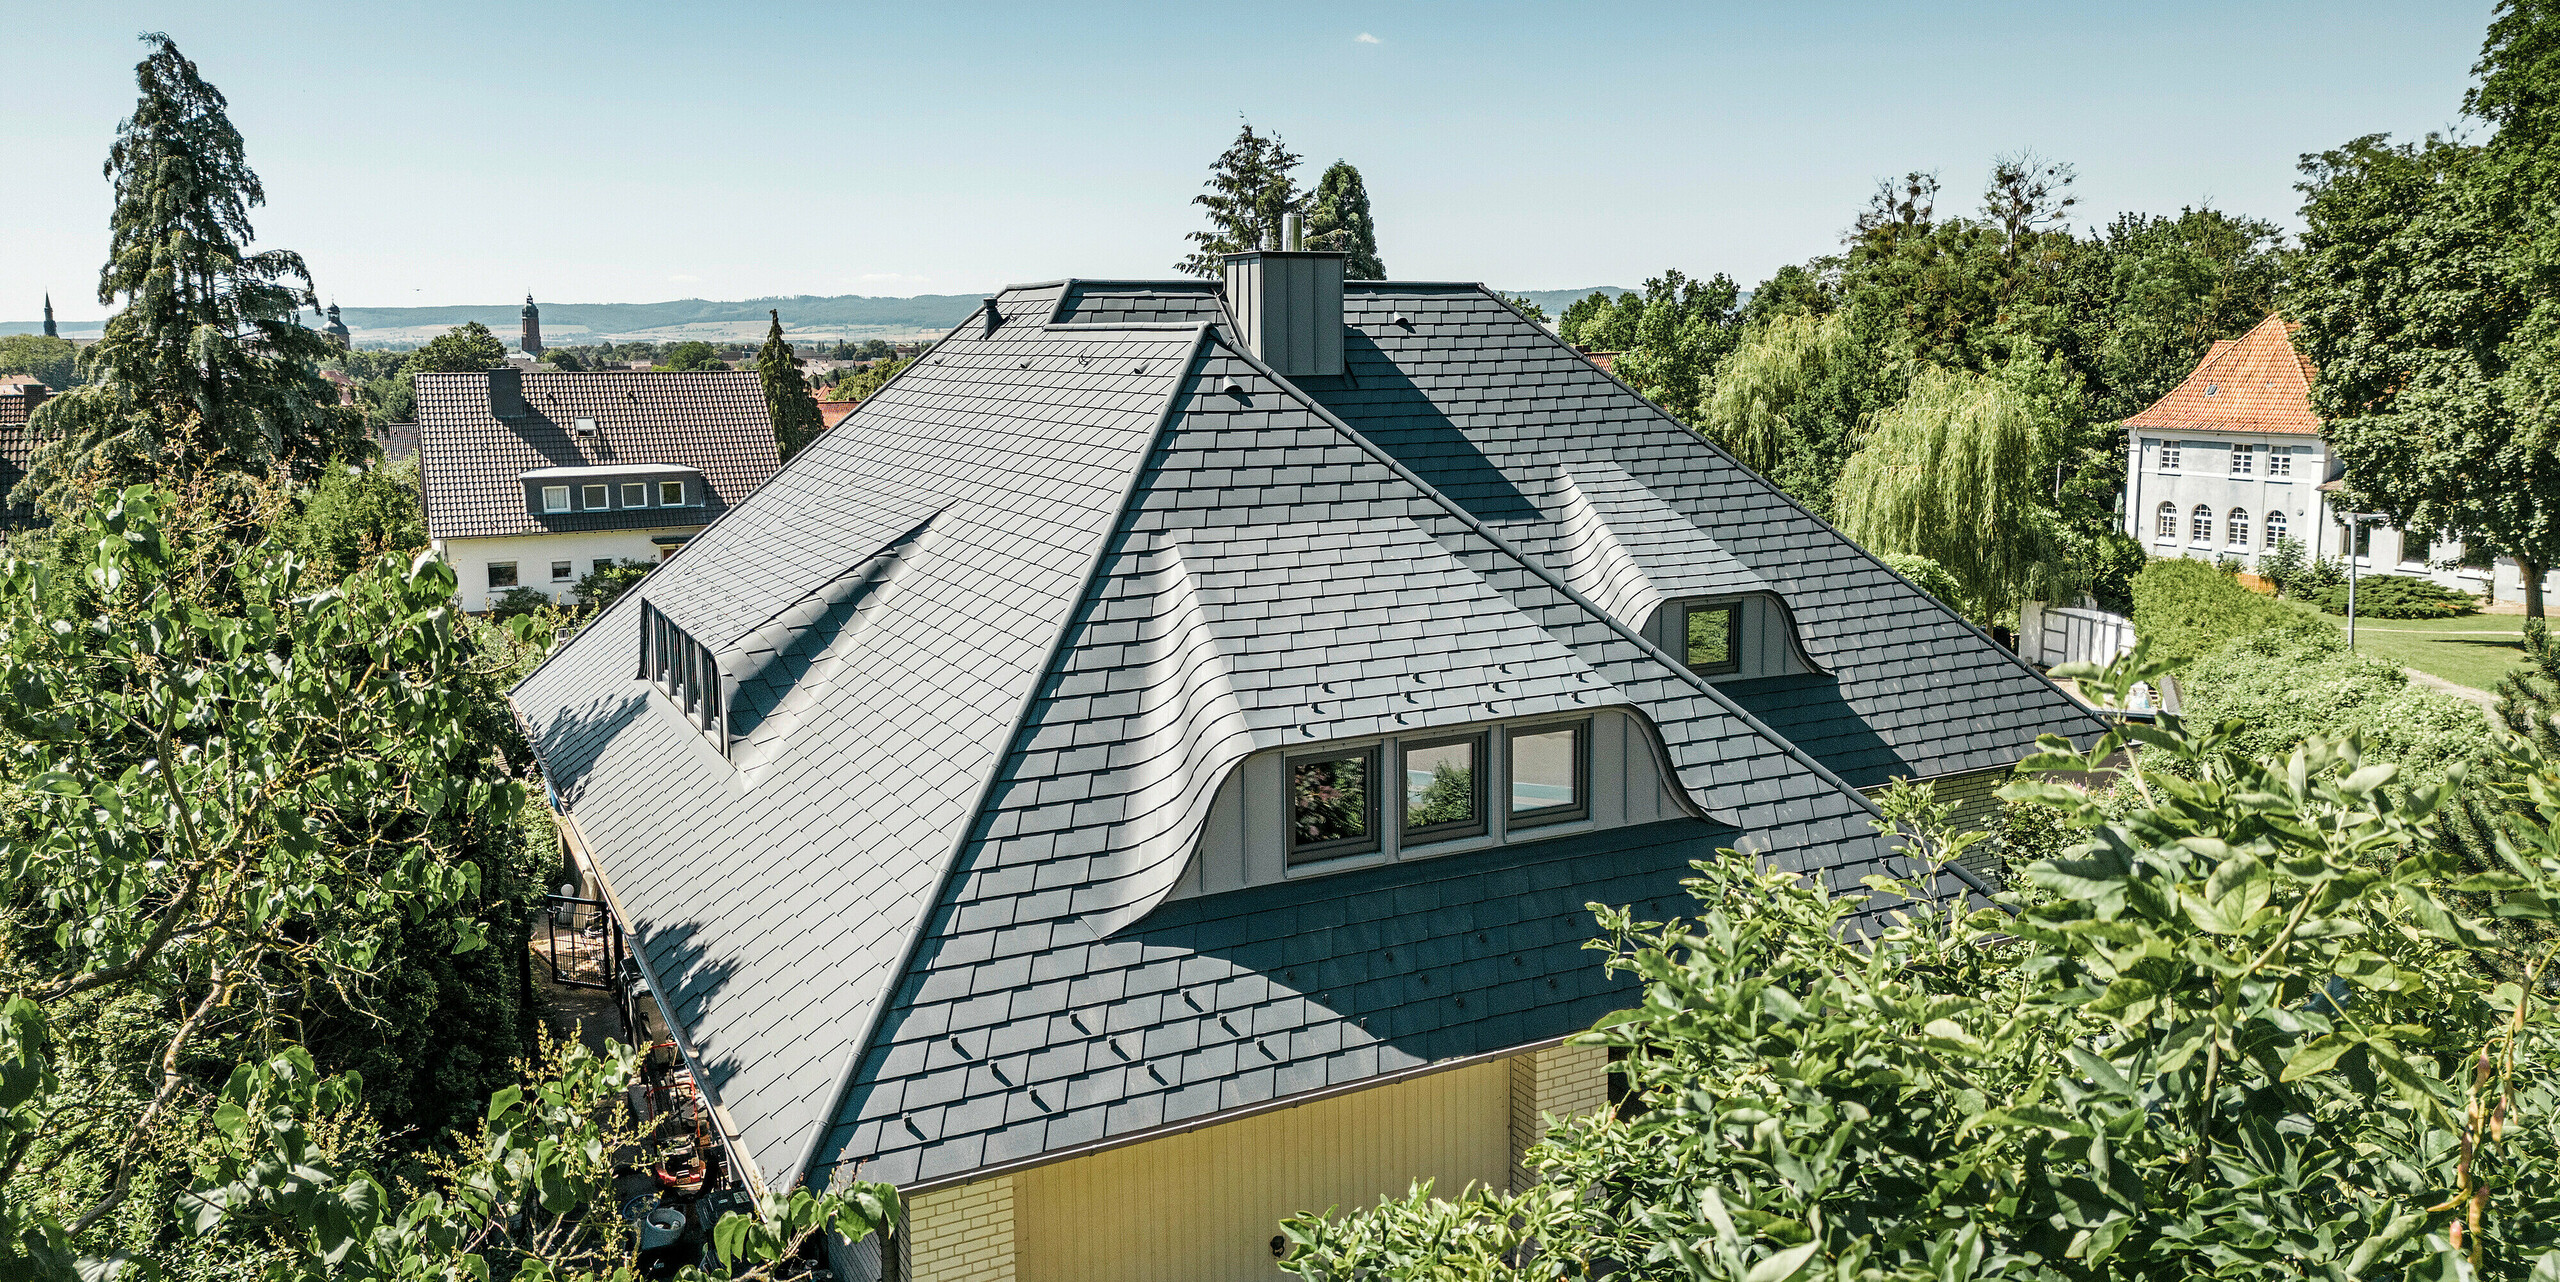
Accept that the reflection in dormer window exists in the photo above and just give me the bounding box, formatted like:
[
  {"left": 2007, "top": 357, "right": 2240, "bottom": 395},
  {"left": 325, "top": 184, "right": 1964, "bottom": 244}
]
[
  {"left": 1508, "top": 720, "right": 1588, "bottom": 828},
  {"left": 1288, "top": 747, "right": 1377, "bottom": 864},
  {"left": 1400, "top": 733, "right": 1486, "bottom": 845},
  {"left": 1681, "top": 602, "right": 1740, "bottom": 675}
]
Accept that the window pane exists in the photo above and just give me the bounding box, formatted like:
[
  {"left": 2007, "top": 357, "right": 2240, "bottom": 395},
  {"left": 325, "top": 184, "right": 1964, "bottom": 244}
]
[
  {"left": 1510, "top": 725, "right": 1583, "bottom": 820},
  {"left": 583, "top": 484, "right": 609, "bottom": 508},
  {"left": 1402, "top": 737, "right": 1479, "bottom": 836},
  {"left": 487, "top": 561, "right": 518, "bottom": 588},
  {"left": 551, "top": 560, "right": 573, "bottom": 580},
  {"left": 623, "top": 482, "right": 647, "bottom": 506},
  {"left": 1684, "top": 604, "right": 1736, "bottom": 673},
  {"left": 660, "top": 480, "right": 684, "bottom": 505},
  {"left": 542, "top": 485, "right": 570, "bottom": 513},
  {"left": 1290, "top": 751, "right": 1374, "bottom": 858}
]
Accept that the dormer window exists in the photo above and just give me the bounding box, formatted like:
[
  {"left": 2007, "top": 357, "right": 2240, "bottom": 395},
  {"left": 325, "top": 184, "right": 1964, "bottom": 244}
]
[
  {"left": 542, "top": 485, "right": 571, "bottom": 513},
  {"left": 1507, "top": 720, "right": 1588, "bottom": 828},
  {"left": 660, "top": 480, "right": 686, "bottom": 506},
  {"left": 623, "top": 482, "right": 648, "bottom": 506},
  {"left": 1288, "top": 747, "right": 1378, "bottom": 864},
  {"left": 639, "top": 600, "right": 724, "bottom": 749},
  {"left": 1400, "top": 733, "right": 1486, "bottom": 845},
  {"left": 1679, "top": 602, "right": 1740, "bottom": 676},
  {"left": 583, "top": 483, "right": 610, "bottom": 508}
]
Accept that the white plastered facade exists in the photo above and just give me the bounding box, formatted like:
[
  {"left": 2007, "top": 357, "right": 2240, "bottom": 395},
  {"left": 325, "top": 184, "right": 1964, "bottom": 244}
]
[{"left": 435, "top": 526, "right": 701, "bottom": 613}]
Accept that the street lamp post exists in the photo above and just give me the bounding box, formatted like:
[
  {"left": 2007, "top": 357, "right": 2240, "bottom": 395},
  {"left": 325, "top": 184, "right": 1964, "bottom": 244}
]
[{"left": 2343, "top": 512, "right": 2387, "bottom": 652}]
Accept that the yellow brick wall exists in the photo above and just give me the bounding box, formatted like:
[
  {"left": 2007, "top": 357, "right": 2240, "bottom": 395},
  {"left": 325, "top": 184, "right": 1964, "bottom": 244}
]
[
  {"left": 905, "top": 1176, "right": 1016, "bottom": 1282},
  {"left": 1508, "top": 1041, "right": 1610, "bottom": 1191}
]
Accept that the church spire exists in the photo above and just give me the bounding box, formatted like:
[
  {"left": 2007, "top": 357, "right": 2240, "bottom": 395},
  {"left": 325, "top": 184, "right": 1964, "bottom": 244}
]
[{"left": 41, "top": 294, "right": 55, "bottom": 339}]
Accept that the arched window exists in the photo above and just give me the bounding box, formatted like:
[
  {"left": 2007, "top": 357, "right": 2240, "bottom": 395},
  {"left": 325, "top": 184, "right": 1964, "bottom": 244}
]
[
  {"left": 2265, "top": 510, "right": 2288, "bottom": 548},
  {"left": 2191, "top": 504, "right": 2214, "bottom": 544},
  {"left": 2156, "top": 502, "right": 2178, "bottom": 539},
  {"left": 2227, "top": 508, "right": 2250, "bottom": 547}
]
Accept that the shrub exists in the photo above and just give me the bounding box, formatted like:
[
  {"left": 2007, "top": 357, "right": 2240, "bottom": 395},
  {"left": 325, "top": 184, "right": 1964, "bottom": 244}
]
[
  {"left": 2309, "top": 573, "right": 2481, "bottom": 618},
  {"left": 274, "top": 458, "right": 427, "bottom": 583},
  {"left": 488, "top": 586, "right": 553, "bottom": 620},
  {"left": 571, "top": 557, "right": 653, "bottom": 612},
  {"left": 2180, "top": 620, "right": 2487, "bottom": 794},
  {"left": 2125, "top": 556, "right": 2296, "bottom": 671},
  {"left": 1878, "top": 552, "right": 1963, "bottom": 611}
]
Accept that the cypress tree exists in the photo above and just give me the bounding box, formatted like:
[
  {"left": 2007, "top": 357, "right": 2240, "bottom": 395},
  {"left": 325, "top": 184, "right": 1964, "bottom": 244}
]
[
  {"left": 757, "top": 310, "right": 825, "bottom": 461},
  {"left": 1304, "top": 160, "right": 1386, "bottom": 279},
  {"left": 1178, "top": 123, "right": 1303, "bottom": 277},
  {"left": 22, "top": 33, "right": 362, "bottom": 513}
]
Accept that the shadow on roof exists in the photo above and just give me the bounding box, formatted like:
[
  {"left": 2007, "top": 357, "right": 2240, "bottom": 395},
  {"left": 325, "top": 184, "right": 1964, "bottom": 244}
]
[
  {"left": 531, "top": 689, "right": 652, "bottom": 809},
  {"left": 1305, "top": 330, "right": 1543, "bottom": 524},
  {"left": 1717, "top": 673, "right": 1923, "bottom": 792},
  {"left": 631, "top": 917, "right": 751, "bottom": 1104}
]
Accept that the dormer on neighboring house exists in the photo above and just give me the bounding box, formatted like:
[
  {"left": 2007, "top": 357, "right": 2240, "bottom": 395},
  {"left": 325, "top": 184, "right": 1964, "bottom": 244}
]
[
  {"left": 509, "top": 263, "right": 2106, "bottom": 1282},
  {"left": 414, "top": 368, "right": 781, "bottom": 612}
]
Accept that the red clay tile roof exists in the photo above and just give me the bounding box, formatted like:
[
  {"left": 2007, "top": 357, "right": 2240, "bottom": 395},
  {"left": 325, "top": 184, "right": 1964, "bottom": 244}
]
[
  {"left": 817, "top": 400, "right": 860, "bottom": 430},
  {"left": 2124, "top": 314, "right": 2320, "bottom": 437}
]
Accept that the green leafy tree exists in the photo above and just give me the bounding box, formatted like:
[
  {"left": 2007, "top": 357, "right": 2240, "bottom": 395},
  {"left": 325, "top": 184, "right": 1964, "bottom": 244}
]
[
  {"left": 825, "top": 356, "right": 911, "bottom": 404},
  {"left": 572, "top": 556, "right": 653, "bottom": 613},
  {"left": 657, "top": 339, "right": 727, "bottom": 372},
  {"left": 21, "top": 34, "right": 364, "bottom": 515},
  {"left": 1303, "top": 160, "right": 1385, "bottom": 279},
  {"left": 1694, "top": 310, "right": 1859, "bottom": 481},
  {"left": 1283, "top": 645, "right": 2560, "bottom": 1281},
  {"left": 1613, "top": 270, "right": 1744, "bottom": 424},
  {"left": 1178, "top": 123, "right": 1303, "bottom": 277},
  {"left": 540, "top": 349, "right": 587, "bottom": 371},
  {"left": 1497, "top": 294, "right": 1548, "bottom": 323},
  {"left": 405, "top": 321, "right": 506, "bottom": 374},
  {"left": 1739, "top": 262, "right": 1839, "bottom": 327},
  {"left": 271, "top": 457, "right": 427, "bottom": 582},
  {"left": 1835, "top": 363, "right": 2077, "bottom": 620},
  {"left": 757, "top": 309, "right": 825, "bottom": 460},
  {"left": 0, "top": 335, "right": 80, "bottom": 391}
]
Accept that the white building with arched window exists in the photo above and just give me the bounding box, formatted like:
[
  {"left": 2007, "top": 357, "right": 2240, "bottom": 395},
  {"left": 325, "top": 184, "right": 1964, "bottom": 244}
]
[{"left": 2121, "top": 314, "right": 2533, "bottom": 601}]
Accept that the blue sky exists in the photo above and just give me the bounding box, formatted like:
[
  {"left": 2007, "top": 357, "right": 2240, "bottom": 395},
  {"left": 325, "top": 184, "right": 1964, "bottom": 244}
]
[{"left": 0, "top": 1, "right": 2493, "bottom": 322}]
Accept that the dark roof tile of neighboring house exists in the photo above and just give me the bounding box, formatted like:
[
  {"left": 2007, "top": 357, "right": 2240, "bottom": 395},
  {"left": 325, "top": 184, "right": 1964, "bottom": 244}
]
[
  {"left": 0, "top": 381, "right": 52, "bottom": 518},
  {"left": 2124, "top": 314, "right": 2320, "bottom": 437},
  {"left": 509, "top": 276, "right": 2108, "bottom": 1199},
  {"left": 415, "top": 370, "right": 781, "bottom": 541}
]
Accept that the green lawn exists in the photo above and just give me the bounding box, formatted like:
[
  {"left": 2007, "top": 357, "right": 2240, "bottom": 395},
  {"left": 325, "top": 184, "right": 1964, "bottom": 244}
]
[{"left": 2325, "top": 611, "right": 2532, "bottom": 693}]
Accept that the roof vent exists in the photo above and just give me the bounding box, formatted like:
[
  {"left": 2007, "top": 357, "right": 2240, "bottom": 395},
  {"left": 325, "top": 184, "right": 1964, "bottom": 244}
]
[
  {"left": 572, "top": 417, "right": 597, "bottom": 436},
  {"left": 1222, "top": 250, "right": 1346, "bottom": 378}
]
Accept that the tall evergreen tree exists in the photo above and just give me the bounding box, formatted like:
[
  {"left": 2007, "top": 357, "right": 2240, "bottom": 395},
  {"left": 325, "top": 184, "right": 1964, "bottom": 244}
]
[
  {"left": 1178, "top": 123, "right": 1304, "bottom": 277},
  {"left": 1303, "top": 160, "right": 1385, "bottom": 279},
  {"left": 21, "top": 34, "right": 362, "bottom": 514},
  {"left": 757, "top": 309, "right": 825, "bottom": 461}
]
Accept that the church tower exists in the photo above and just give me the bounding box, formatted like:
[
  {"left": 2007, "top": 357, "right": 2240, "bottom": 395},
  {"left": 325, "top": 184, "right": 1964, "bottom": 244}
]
[
  {"left": 323, "top": 301, "right": 350, "bottom": 350},
  {"left": 520, "top": 294, "right": 544, "bottom": 356},
  {"left": 42, "top": 294, "right": 55, "bottom": 339}
]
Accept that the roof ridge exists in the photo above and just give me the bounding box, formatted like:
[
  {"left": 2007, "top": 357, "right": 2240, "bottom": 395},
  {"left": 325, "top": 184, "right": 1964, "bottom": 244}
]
[{"left": 778, "top": 321, "right": 1221, "bottom": 1195}]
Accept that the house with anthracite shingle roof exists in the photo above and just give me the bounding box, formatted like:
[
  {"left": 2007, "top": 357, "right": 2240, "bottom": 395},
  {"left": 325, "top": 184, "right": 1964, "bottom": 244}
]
[
  {"left": 507, "top": 253, "right": 2109, "bottom": 1282},
  {"left": 415, "top": 368, "right": 782, "bottom": 611}
]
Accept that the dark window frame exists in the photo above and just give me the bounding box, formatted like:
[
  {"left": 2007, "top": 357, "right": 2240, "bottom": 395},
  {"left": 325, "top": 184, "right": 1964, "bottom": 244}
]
[
  {"left": 487, "top": 561, "right": 519, "bottom": 589},
  {"left": 1679, "top": 600, "right": 1743, "bottom": 677},
  {"left": 1286, "top": 744, "right": 1382, "bottom": 865},
  {"left": 1398, "top": 731, "right": 1488, "bottom": 846},
  {"left": 550, "top": 560, "right": 573, "bottom": 581},
  {"left": 1506, "top": 718, "right": 1591, "bottom": 829}
]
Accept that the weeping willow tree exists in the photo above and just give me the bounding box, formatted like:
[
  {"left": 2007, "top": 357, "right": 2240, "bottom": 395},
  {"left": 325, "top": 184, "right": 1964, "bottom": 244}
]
[
  {"left": 1834, "top": 364, "right": 2077, "bottom": 622},
  {"left": 1695, "top": 311, "right": 1853, "bottom": 475}
]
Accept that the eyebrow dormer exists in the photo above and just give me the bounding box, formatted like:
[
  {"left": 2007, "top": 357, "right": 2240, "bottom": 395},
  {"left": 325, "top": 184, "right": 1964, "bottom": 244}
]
[{"left": 1640, "top": 593, "right": 1816, "bottom": 681}]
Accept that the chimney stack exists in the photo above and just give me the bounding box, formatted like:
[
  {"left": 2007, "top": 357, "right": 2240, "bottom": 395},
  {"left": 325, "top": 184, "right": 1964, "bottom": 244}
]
[
  {"left": 487, "top": 366, "right": 527, "bottom": 417},
  {"left": 1221, "top": 250, "right": 1346, "bottom": 378}
]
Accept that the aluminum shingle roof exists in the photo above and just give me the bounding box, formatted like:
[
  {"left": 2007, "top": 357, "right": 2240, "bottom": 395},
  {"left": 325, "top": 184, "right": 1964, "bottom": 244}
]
[
  {"left": 510, "top": 277, "right": 2106, "bottom": 1199},
  {"left": 415, "top": 370, "right": 783, "bottom": 541}
]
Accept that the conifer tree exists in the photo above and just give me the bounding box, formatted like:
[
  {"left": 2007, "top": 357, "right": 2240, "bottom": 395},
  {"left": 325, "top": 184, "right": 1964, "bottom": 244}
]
[
  {"left": 757, "top": 309, "right": 825, "bottom": 461},
  {"left": 1304, "top": 160, "right": 1385, "bottom": 279},
  {"left": 1177, "top": 123, "right": 1303, "bottom": 277},
  {"left": 22, "top": 34, "right": 362, "bottom": 513}
]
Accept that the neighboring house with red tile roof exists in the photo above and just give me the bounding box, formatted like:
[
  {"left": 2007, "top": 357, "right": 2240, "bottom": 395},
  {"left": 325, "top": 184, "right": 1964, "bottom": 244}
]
[
  {"left": 415, "top": 368, "right": 782, "bottom": 611},
  {"left": 816, "top": 399, "right": 860, "bottom": 431},
  {"left": 2121, "top": 314, "right": 2526, "bottom": 601},
  {"left": 0, "top": 377, "right": 53, "bottom": 530}
]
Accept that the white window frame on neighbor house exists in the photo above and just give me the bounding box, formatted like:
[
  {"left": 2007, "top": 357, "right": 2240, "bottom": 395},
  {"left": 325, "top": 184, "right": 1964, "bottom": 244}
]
[
  {"left": 542, "top": 485, "right": 571, "bottom": 513},
  {"left": 2231, "top": 445, "right": 2253, "bottom": 475},
  {"left": 2268, "top": 448, "right": 2294, "bottom": 478},
  {"left": 2160, "top": 442, "right": 2182, "bottom": 472},
  {"left": 2265, "top": 510, "right": 2288, "bottom": 548},
  {"left": 659, "top": 480, "right": 686, "bottom": 506},
  {"left": 2190, "top": 504, "right": 2213, "bottom": 545},
  {"left": 623, "top": 482, "right": 648, "bottom": 507},
  {"left": 2227, "top": 508, "right": 2250, "bottom": 548},
  {"left": 2156, "top": 502, "right": 2178, "bottom": 540},
  {"left": 583, "top": 483, "right": 610, "bottom": 509}
]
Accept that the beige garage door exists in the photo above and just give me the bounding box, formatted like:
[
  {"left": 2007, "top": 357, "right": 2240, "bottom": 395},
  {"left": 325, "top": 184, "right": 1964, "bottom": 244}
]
[{"left": 1012, "top": 1059, "right": 1512, "bottom": 1282}]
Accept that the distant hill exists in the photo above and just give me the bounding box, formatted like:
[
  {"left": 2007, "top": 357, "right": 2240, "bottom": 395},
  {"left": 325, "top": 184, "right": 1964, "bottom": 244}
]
[{"left": 3, "top": 284, "right": 1636, "bottom": 346}]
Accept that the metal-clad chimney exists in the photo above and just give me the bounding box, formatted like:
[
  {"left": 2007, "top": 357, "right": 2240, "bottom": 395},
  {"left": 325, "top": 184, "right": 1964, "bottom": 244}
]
[
  {"left": 1283, "top": 210, "right": 1303, "bottom": 251},
  {"left": 1222, "top": 250, "right": 1346, "bottom": 378},
  {"left": 487, "top": 366, "right": 527, "bottom": 416}
]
